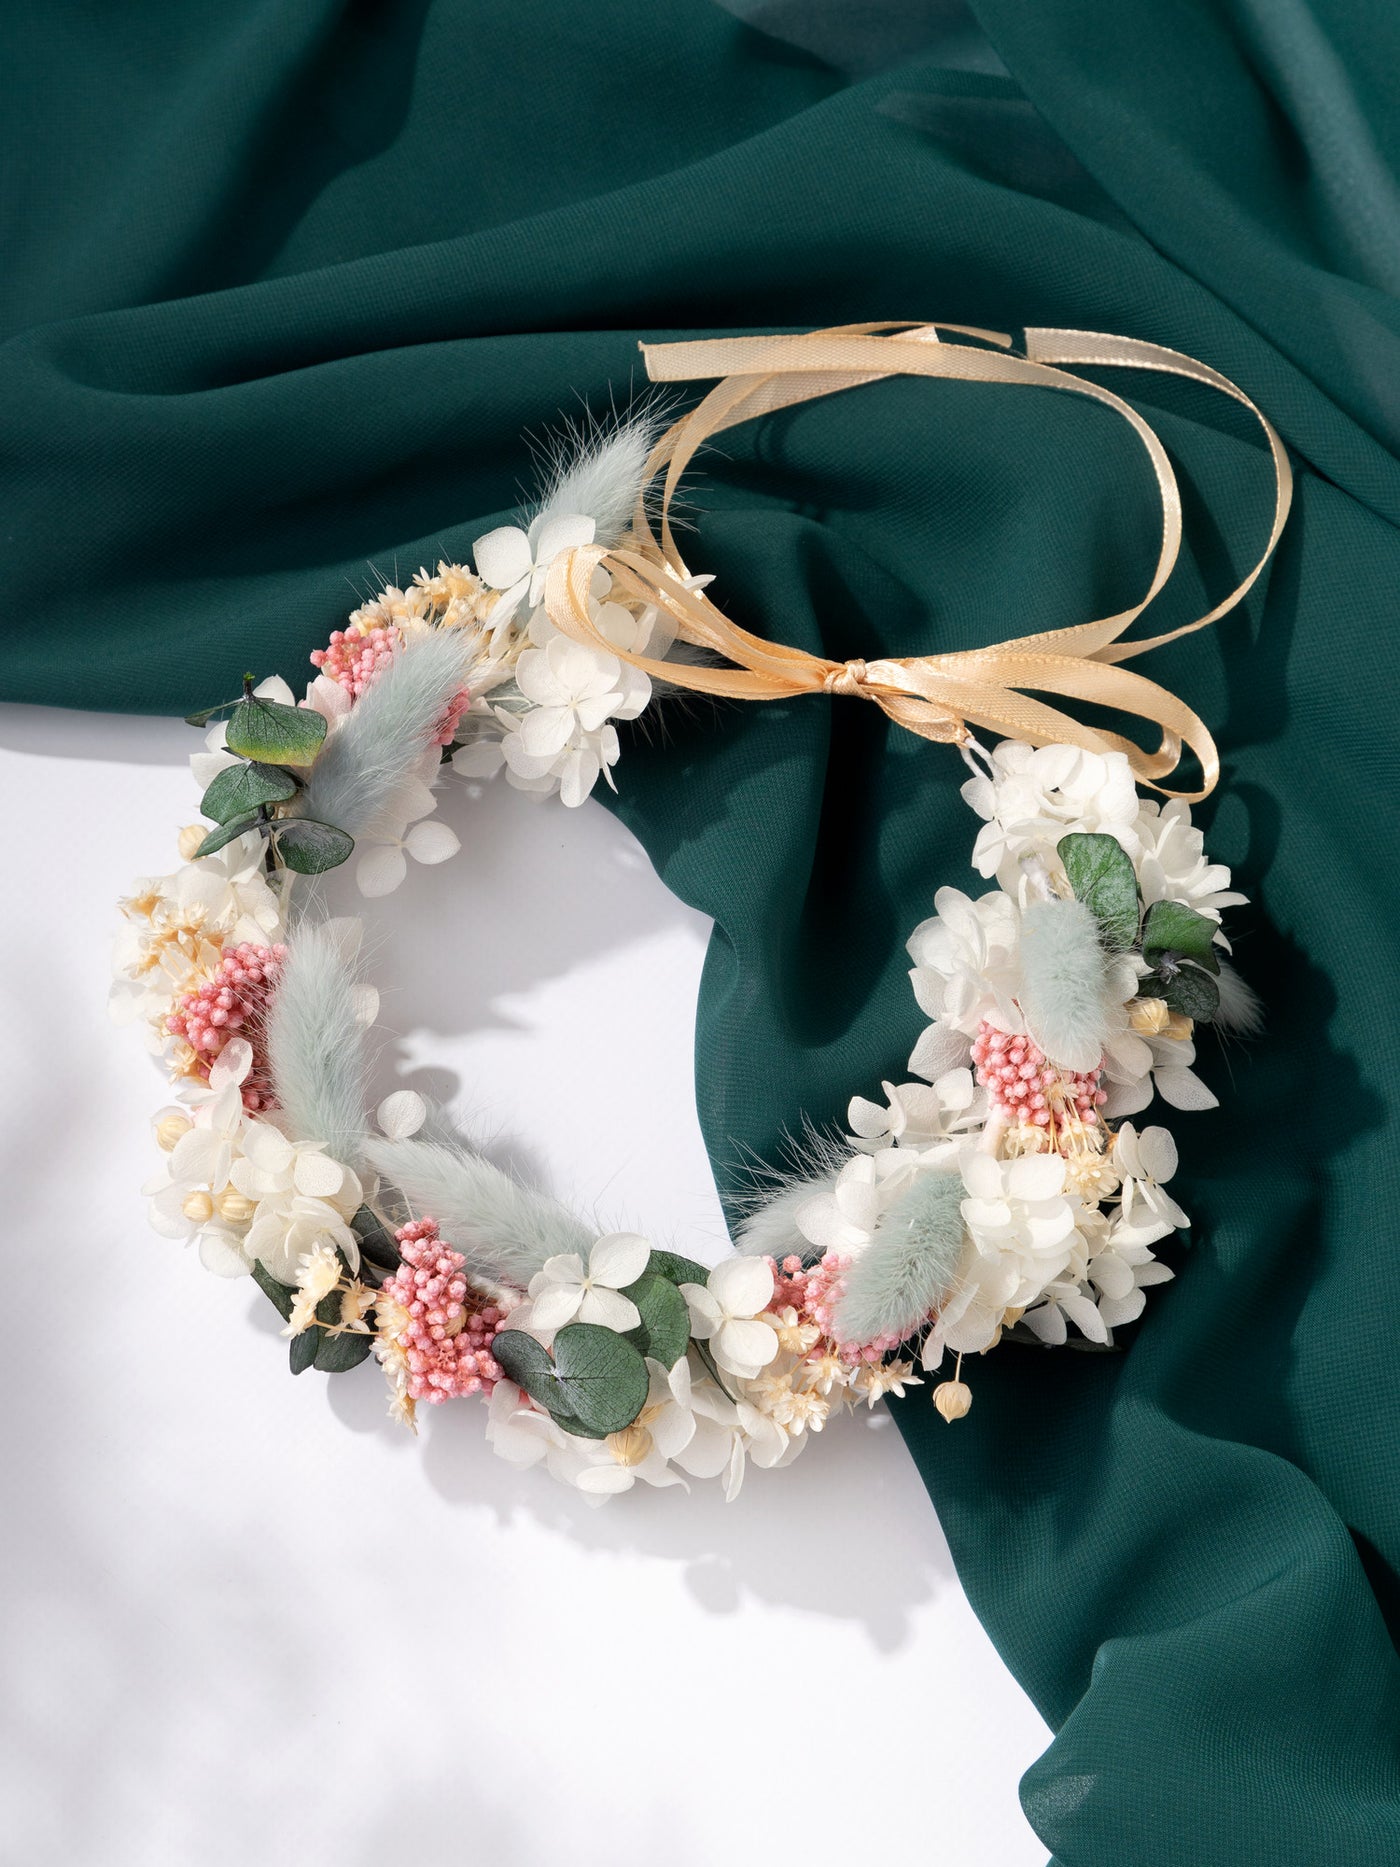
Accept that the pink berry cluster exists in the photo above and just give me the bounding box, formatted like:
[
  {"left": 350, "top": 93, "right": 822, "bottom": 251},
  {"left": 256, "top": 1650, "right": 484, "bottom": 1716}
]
[
  {"left": 167, "top": 941, "right": 286, "bottom": 1110},
  {"left": 310, "top": 624, "right": 397, "bottom": 697},
  {"left": 431, "top": 684, "right": 470, "bottom": 747},
  {"left": 379, "top": 1218, "right": 509, "bottom": 1404},
  {"left": 769, "top": 1253, "right": 900, "bottom": 1363},
  {"left": 971, "top": 1018, "right": 1106, "bottom": 1134}
]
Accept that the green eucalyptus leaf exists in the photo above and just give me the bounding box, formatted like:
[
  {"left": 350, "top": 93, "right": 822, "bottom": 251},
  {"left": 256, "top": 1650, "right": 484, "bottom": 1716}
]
[
  {"left": 314, "top": 1329, "right": 374, "bottom": 1374},
  {"left": 273, "top": 818, "right": 354, "bottom": 875},
  {"left": 623, "top": 1272, "right": 691, "bottom": 1368},
  {"left": 1057, "top": 832, "right": 1141, "bottom": 951},
  {"left": 491, "top": 1330, "right": 607, "bottom": 1438},
  {"left": 551, "top": 1324, "right": 651, "bottom": 1435},
  {"left": 353, "top": 1206, "right": 401, "bottom": 1270},
  {"left": 1160, "top": 963, "right": 1221, "bottom": 1022},
  {"left": 1141, "top": 898, "right": 1221, "bottom": 973},
  {"left": 225, "top": 694, "right": 328, "bottom": 768},
  {"left": 492, "top": 1324, "right": 652, "bottom": 1437},
  {"left": 289, "top": 1329, "right": 321, "bottom": 1376},
  {"left": 251, "top": 1260, "right": 296, "bottom": 1323},
  {"left": 184, "top": 696, "right": 244, "bottom": 729},
  {"left": 194, "top": 811, "right": 263, "bottom": 858},
  {"left": 647, "top": 1248, "right": 710, "bottom": 1287},
  {"left": 200, "top": 760, "right": 297, "bottom": 825}
]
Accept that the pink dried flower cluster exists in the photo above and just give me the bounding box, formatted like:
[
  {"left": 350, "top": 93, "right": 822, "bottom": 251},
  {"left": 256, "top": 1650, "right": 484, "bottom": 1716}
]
[
  {"left": 167, "top": 941, "right": 286, "bottom": 1109},
  {"left": 971, "top": 1019, "right": 1105, "bottom": 1134},
  {"left": 431, "top": 685, "right": 471, "bottom": 747},
  {"left": 310, "top": 624, "right": 397, "bottom": 697},
  {"left": 769, "top": 1253, "right": 898, "bottom": 1364},
  {"left": 378, "top": 1218, "right": 509, "bottom": 1404}
]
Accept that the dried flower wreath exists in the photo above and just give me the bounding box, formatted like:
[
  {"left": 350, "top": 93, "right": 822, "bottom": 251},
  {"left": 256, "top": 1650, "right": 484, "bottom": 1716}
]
[{"left": 113, "top": 324, "right": 1289, "bottom": 1498}]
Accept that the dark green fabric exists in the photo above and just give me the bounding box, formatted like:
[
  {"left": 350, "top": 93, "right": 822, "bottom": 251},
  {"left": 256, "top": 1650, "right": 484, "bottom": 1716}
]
[{"left": 5, "top": 5, "right": 1399, "bottom": 1861}]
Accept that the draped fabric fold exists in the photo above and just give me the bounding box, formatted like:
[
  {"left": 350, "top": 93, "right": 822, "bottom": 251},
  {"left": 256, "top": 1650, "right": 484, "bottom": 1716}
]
[{"left": 3, "top": 4, "right": 1400, "bottom": 1864}]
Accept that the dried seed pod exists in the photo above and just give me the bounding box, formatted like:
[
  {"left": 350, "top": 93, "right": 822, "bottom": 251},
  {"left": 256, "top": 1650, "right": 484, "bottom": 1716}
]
[{"left": 933, "top": 1379, "right": 973, "bottom": 1423}]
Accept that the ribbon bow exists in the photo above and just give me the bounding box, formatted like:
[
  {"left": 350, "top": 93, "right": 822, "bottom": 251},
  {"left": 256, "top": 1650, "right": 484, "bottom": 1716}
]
[{"left": 542, "top": 322, "right": 1292, "bottom": 799}]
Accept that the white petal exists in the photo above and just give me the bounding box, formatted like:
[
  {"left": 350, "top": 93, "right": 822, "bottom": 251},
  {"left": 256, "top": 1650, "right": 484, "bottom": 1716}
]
[
  {"left": 680, "top": 1284, "right": 723, "bottom": 1336},
  {"left": 377, "top": 1090, "right": 427, "bottom": 1141},
  {"left": 1098, "top": 1287, "right": 1146, "bottom": 1328},
  {"left": 574, "top": 1464, "right": 635, "bottom": 1496},
  {"left": 588, "top": 1232, "right": 651, "bottom": 1290},
  {"left": 531, "top": 512, "right": 597, "bottom": 566},
  {"left": 518, "top": 705, "right": 575, "bottom": 758},
  {"left": 168, "top": 1127, "right": 229, "bottom": 1186},
  {"left": 351, "top": 983, "right": 380, "bottom": 1026},
  {"left": 935, "top": 1067, "right": 975, "bottom": 1110},
  {"left": 1153, "top": 1066, "right": 1219, "bottom": 1111},
  {"left": 673, "top": 1417, "right": 734, "bottom": 1480},
  {"left": 207, "top": 1037, "right": 253, "bottom": 1090},
  {"left": 404, "top": 819, "right": 460, "bottom": 866},
  {"left": 1059, "top": 1288, "right": 1110, "bottom": 1341},
  {"left": 848, "top": 1096, "right": 892, "bottom": 1139},
  {"left": 199, "top": 1229, "right": 251, "bottom": 1277},
  {"left": 707, "top": 1255, "right": 775, "bottom": 1319},
  {"left": 535, "top": 1252, "right": 585, "bottom": 1286},
  {"left": 527, "top": 1283, "right": 585, "bottom": 1332},
  {"left": 650, "top": 1403, "right": 697, "bottom": 1461},
  {"left": 577, "top": 1286, "right": 642, "bottom": 1333},
  {"left": 253, "top": 675, "right": 296, "bottom": 706},
  {"left": 293, "top": 1152, "right": 346, "bottom": 1198},
  {"left": 1137, "top": 1125, "right": 1179, "bottom": 1182},
  {"left": 243, "top": 1122, "right": 294, "bottom": 1173},
  {"left": 472, "top": 525, "right": 534, "bottom": 590},
  {"left": 355, "top": 844, "right": 408, "bottom": 898},
  {"left": 715, "top": 1316, "right": 780, "bottom": 1374},
  {"left": 452, "top": 738, "right": 505, "bottom": 778},
  {"left": 1021, "top": 1303, "right": 1067, "bottom": 1345},
  {"left": 960, "top": 1152, "right": 1004, "bottom": 1201},
  {"left": 190, "top": 748, "right": 240, "bottom": 789},
  {"left": 1007, "top": 1154, "right": 1067, "bottom": 1201},
  {"left": 558, "top": 747, "right": 601, "bottom": 809},
  {"left": 305, "top": 672, "right": 352, "bottom": 721}
]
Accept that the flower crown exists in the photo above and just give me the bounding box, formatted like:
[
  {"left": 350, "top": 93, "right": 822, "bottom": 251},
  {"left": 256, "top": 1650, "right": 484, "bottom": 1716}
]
[{"left": 113, "top": 324, "right": 1289, "bottom": 1499}]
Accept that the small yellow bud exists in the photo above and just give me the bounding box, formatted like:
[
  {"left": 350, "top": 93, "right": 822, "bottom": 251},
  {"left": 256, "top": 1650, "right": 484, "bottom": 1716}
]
[
  {"left": 1128, "top": 996, "right": 1170, "bottom": 1036},
  {"left": 155, "top": 1113, "right": 192, "bottom": 1152},
  {"left": 215, "top": 1188, "right": 255, "bottom": 1225},
  {"left": 1164, "top": 1011, "right": 1195, "bottom": 1041},
  {"left": 933, "top": 1380, "right": 973, "bottom": 1423},
  {"left": 177, "top": 823, "right": 208, "bottom": 860},
  {"left": 181, "top": 1190, "right": 215, "bottom": 1223},
  {"left": 606, "top": 1425, "right": 654, "bottom": 1468}
]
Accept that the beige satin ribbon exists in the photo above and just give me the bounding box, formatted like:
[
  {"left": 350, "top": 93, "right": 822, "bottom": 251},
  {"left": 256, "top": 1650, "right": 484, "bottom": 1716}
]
[{"left": 540, "top": 322, "right": 1292, "bottom": 798}]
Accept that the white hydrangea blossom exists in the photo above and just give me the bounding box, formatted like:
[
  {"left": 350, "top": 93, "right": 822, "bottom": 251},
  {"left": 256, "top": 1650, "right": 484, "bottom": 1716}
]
[
  {"left": 962, "top": 741, "right": 1140, "bottom": 897},
  {"left": 452, "top": 517, "right": 675, "bottom": 808}
]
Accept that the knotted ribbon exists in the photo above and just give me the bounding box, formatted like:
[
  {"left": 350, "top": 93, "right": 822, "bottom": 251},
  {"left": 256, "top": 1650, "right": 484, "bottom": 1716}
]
[{"left": 542, "top": 322, "right": 1292, "bottom": 799}]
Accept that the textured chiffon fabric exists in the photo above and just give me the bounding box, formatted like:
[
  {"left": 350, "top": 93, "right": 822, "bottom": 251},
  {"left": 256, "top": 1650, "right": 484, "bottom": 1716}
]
[{"left": 4, "top": 5, "right": 1398, "bottom": 1860}]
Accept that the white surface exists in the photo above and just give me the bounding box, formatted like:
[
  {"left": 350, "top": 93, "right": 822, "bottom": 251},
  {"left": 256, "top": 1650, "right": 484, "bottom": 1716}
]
[{"left": 0, "top": 702, "right": 1050, "bottom": 1867}]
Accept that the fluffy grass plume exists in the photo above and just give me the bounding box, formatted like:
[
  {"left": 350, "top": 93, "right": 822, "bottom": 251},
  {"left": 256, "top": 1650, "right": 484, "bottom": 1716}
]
[
  {"left": 733, "top": 1174, "right": 839, "bottom": 1261},
  {"left": 1214, "top": 959, "right": 1265, "bottom": 1036},
  {"left": 266, "top": 925, "right": 369, "bottom": 1167},
  {"left": 362, "top": 1136, "right": 593, "bottom": 1289},
  {"left": 534, "top": 405, "right": 664, "bottom": 548},
  {"left": 833, "top": 1171, "right": 965, "bottom": 1348},
  {"left": 298, "top": 629, "right": 472, "bottom": 840},
  {"left": 1017, "top": 896, "right": 1112, "bottom": 1072}
]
